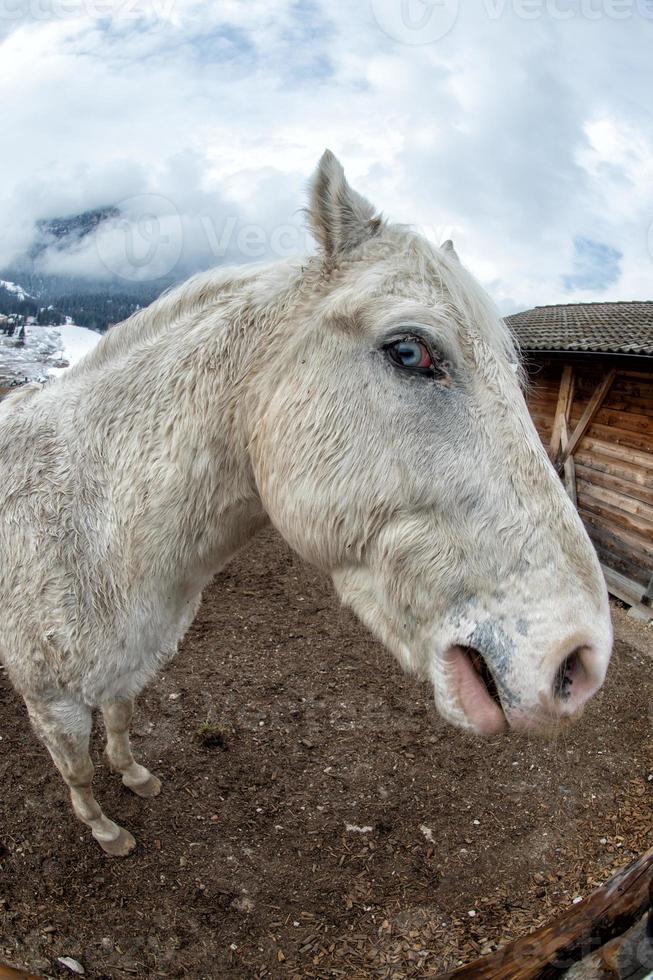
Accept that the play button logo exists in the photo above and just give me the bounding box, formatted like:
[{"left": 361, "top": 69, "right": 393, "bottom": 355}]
[{"left": 370, "top": 0, "right": 460, "bottom": 44}]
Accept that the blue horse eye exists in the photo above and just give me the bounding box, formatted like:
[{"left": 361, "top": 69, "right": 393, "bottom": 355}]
[
  {"left": 385, "top": 337, "right": 434, "bottom": 372},
  {"left": 396, "top": 342, "right": 421, "bottom": 365}
]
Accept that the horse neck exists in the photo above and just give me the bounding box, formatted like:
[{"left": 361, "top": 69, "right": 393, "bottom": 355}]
[{"left": 75, "top": 262, "right": 301, "bottom": 585}]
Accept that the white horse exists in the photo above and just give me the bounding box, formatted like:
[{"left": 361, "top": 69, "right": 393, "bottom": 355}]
[{"left": 0, "top": 152, "right": 612, "bottom": 856}]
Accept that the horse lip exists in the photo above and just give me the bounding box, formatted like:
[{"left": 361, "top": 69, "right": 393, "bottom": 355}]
[{"left": 443, "top": 644, "right": 509, "bottom": 735}]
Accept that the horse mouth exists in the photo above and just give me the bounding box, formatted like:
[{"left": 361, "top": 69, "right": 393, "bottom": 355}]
[
  {"left": 466, "top": 647, "right": 502, "bottom": 707},
  {"left": 444, "top": 644, "right": 508, "bottom": 735}
]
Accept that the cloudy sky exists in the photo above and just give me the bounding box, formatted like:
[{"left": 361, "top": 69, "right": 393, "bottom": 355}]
[{"left": 1, "top": 0, "right": 653, "bottom": 312}]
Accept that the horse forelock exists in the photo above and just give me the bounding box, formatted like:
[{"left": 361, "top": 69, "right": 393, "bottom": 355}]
[
  {"left": 386, "top": 227, "right": 520, "bottom": 375},
  {"left": 302, "top": 224, "right": 522, "bottom": 386}
]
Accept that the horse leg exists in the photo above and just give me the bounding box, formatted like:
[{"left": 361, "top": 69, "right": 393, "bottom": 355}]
[
  {"left": 24, "top": 696, "right": 135, "bottom": 857},
  {"left": 102, "top": 698, "right": 161, "bottom": 799}
]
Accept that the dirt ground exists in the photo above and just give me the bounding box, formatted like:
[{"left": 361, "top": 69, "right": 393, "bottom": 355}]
[{"left": 0, "top": 529, "right": 651, "bottom": 979}]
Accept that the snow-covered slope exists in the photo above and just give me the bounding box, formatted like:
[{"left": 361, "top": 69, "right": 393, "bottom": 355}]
[
  {"left": 0, "top": 279, "right": 31, "bottom": 301},
  {"left": 0, "top": 321, "right": 102, "bottom": 385},
  {"left": 0, "top": 326, "right": 60, "bottom": 384},
  {"left": 49, "top": 323, "right": 102, "bottom": 374}
]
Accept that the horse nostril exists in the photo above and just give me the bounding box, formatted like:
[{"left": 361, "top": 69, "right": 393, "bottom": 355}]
[
  {"left": 553, "top": 645, "right": 589, "bottom": 701},
  {"left": 464, "top": 646, "right": 502, "bottom": 708}
]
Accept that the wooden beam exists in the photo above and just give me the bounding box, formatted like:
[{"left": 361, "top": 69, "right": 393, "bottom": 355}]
[
  {"left": 0, "top": 965, "right": 42, "bottom": 979},
  {"left": 580, "top": 437, "right": 653, "bottom": 473},
  {"left": 434, "top": 845, "right": 653, "bottom": 979},
  {"left": 602, "top": 565, "right": 652, "bottom": 622},
  {"left": 559, "top": 369, "right": 577, "bottom": 504},
  {"left": 560, "top": 415, "right": 577, "bottom": 506},
  {"left": 602, "top": 564, "right": 647, "bottom": 604},
  {"left": 546, "top": 366, "right": 578, "bottom": 503},
  {"left": 558, "top": 370, "right": 616, "bottom": 468},
  {"left": 581, "top": 509, "right": 653, "bottom": 564},
  {"left": 548, "top": 365, "right": 574, "bottom": 462}
]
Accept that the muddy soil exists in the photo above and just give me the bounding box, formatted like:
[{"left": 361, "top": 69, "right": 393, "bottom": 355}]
[{"left": 0, "top": 529, "right": 651, "bottom": 978}]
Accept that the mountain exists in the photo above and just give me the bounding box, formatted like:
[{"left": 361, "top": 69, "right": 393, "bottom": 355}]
[
  {"left": 32, "top": 206, "right": 120, "bottom": 257},
  {"left": 0, "top": 279, "right": 31, "bottom": 301},
  {"left": 0, "top": 280, "right": 39, "bottom": 318},
  {"left": 0, "top": 207, "right": 174, "bottom": 332}
]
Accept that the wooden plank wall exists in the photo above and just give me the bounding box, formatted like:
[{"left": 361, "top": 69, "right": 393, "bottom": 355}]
[{"left": 526, "top": 357, "right": 653, "bottom": 590}]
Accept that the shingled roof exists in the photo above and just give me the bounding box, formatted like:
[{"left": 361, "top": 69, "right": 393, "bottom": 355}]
[{"left": 505, "top": 301, "right": 653, "bottom": 356}]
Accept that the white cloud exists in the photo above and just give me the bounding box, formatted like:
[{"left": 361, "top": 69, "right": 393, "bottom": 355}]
[{"left": 0, "top": 0, "right": 652, "bottom": 309}]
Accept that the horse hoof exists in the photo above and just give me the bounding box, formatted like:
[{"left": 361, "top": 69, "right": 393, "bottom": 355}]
[
  {"left": 124, "top": 772, "right": 162, "bottom": 798},
  {"left": 98, "top": 828, "right": 136, "bottom": 857}
]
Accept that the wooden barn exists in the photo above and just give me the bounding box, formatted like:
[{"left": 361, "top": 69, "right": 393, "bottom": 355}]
[{"left": 506, "top": 301, "right": 653, "bottom": 619}]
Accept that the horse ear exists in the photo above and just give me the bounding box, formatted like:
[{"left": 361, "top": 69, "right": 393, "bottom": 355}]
[
  {"left": 441, "top": 239, "right": 460, "bottom": 262},
  {"left": 307, "top": 150, "right": 382, "bottom": 260}
]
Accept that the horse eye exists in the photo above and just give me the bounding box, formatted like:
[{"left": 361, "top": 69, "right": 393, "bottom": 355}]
[{"left": 385, "top": 338, "right": 435, "bottom": 374}]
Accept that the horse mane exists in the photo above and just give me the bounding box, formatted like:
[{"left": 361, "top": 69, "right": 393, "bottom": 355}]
[
  {"left": 434, "top": 244, "right": 522, "bottom": 371},
  {"left": 60, "top": 262, "right": 284, "bottom": 382},
  {"left": 59, "top": 226, "right": 519, "bottom": 385},
  {"left": 0, "top": 381, "right": 43, "bottom": 417}
]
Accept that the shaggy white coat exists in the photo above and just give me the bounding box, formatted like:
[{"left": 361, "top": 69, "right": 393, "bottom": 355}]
[{"left": 0, "top": 152, "right": 611, "bottom": 854}]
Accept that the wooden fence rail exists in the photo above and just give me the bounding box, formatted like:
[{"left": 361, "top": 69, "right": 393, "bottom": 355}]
[{"left": 435, "top": 846, "right": 653, "bottom": 979}]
